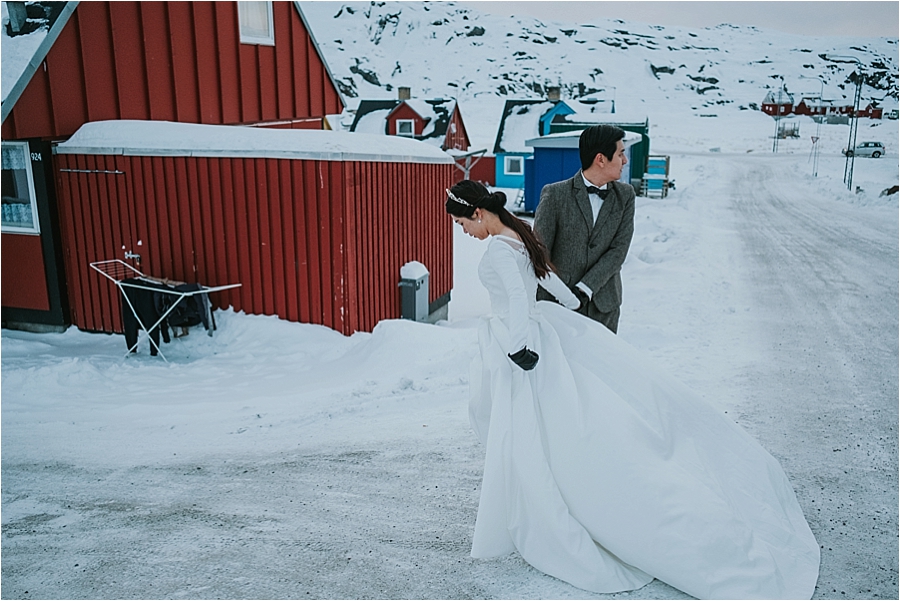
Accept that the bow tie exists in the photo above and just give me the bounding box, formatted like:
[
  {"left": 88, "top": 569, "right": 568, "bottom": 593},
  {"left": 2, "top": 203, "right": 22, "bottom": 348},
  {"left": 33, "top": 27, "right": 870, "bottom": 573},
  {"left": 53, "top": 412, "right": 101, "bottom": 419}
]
[{"left": 587, "top": 186, "right": 610, "bottom": 200}]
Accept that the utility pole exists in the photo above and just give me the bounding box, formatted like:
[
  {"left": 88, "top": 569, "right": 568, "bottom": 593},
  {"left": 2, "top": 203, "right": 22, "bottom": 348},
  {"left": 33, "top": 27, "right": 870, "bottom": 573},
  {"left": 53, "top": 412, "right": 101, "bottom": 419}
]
[
  {"left": 846, "top": 71, "right": 863, "bottom": 191},
  {"left": 827, "top": 55, "right": 864, "bottom": 191},
  {"left": 772, "top": 81, "right": 784, "bottom": 153}
]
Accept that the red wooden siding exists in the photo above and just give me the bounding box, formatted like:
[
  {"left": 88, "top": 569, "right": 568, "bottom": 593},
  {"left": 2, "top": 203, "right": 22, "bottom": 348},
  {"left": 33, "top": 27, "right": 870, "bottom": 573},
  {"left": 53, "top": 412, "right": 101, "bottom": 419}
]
[
  {"left": 444, "top": 108, "right": 470, "bottom": 151},
  {"left": 2, "top": 1, "right": 343, "bottom": 140},
  {"left": 54, "top": 154, "right": 453, "bottom": 335},
  {"left": 1, "top": 234, "right": 51, "bottom": 310},
  {"left": 343, "top": 162, "right": 453, "bottom": 333},
  {"left": 388, "top": 104, "right": 424, "bottom": 136},
  {"left": 469, "top": 156, "right": 496, "bottom": 186}
]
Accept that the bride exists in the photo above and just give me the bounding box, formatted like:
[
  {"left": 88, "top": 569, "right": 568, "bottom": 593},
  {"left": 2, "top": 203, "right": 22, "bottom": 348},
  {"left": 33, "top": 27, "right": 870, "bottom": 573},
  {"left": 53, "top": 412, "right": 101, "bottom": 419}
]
[{"left": 445, "top": 180, "right": 820, "bottom": 599}]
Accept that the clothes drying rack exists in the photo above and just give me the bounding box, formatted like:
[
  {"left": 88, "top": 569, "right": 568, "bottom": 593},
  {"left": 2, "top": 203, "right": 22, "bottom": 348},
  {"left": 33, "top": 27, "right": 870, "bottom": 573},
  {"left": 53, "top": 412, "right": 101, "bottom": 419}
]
[{"left": 90, "top": 259, "right": 241, "bottom": 362}]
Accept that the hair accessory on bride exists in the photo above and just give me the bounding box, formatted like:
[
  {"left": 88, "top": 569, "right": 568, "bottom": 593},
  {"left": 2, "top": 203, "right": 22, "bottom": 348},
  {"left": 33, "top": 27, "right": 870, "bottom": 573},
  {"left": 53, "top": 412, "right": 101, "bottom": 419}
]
[{"left": 446, "top": 188, "right": 474, "bottom": 208}]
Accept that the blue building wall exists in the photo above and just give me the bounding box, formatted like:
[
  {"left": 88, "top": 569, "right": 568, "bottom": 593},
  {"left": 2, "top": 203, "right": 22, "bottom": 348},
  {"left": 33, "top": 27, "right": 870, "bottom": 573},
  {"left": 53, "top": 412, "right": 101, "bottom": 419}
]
[
  {"left": 538, "top": 103, "right": 575, "bottom": 135},
  {"left": 523, "top": 147, "right": 581, "bottom": 212},
  {"left": 494, "top": 152, "right": 530, "bottom": 188},
  {"left": 523, "top": 145, "right": 634, "bottom": 213}
]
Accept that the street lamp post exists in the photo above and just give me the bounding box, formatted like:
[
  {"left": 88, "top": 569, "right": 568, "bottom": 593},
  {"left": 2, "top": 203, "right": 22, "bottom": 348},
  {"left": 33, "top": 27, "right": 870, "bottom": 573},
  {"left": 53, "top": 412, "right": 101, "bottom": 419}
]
[
  {"left": 798, "top": 75, "right": 824, "bottom": 177},
  {"left": 827, "top": 55, "right": 864, "bottom": 191}
]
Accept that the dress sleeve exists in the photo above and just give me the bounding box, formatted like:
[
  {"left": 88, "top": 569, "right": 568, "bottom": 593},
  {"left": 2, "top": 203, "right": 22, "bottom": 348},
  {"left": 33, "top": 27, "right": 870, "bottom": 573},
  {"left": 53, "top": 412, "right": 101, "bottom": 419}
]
[
  {"left": 486, "top": 240, "right": 530, "bottom": 353},
  {"left": 538, "top": 271, "right": 581, "bottom": 310}
]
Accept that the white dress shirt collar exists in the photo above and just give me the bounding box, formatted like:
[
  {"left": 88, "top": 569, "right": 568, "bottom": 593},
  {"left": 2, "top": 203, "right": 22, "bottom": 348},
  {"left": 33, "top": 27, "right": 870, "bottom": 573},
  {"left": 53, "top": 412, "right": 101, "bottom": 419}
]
[
  {"left": 581, "top": 173, "right": 608, "bottom": 192},
  {"left": 581, "top": 174, "right": 607, "bottom": 224}
]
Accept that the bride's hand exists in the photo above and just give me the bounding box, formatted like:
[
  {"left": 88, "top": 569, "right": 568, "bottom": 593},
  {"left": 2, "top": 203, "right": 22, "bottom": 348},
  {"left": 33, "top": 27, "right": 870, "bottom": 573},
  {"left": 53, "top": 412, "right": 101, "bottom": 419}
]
[
  {"left": 508, "top": 347, "right": 539, "bottom": 371},
  {"left": 572, "top": 287, "right": 590, "bottom": 311}
]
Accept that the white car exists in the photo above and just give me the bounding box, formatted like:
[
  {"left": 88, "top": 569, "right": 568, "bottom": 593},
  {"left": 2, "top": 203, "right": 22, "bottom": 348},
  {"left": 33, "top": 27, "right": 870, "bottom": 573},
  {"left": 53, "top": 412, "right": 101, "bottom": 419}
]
[{"left": 843, "top": 141, "right": 884, "bottom": 158}]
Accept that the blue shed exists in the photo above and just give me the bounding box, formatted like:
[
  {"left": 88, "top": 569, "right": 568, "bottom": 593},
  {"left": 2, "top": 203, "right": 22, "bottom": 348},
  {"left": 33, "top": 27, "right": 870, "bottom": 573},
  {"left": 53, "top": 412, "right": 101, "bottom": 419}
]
[{"left": 523, "top": 130, "right": 642, "bottom": 213}]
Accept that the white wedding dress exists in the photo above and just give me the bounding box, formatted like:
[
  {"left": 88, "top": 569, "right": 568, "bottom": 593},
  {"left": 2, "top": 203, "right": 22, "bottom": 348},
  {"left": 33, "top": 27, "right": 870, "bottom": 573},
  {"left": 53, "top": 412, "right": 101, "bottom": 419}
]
[{"left": 467, "top": 234, "right": 820, "bottom": 599}]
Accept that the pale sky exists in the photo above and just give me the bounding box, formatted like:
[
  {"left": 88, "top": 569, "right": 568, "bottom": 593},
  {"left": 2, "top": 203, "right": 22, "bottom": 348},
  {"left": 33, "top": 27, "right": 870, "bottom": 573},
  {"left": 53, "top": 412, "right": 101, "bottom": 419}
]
[{"left": 455, "top": 1, "right": 899, "bottom": 37}]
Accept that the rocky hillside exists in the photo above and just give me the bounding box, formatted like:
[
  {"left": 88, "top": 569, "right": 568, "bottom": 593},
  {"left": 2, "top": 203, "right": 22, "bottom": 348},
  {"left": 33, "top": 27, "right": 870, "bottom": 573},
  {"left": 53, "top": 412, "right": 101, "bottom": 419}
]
[{"left": 302, "top": 2, "right": 896, "bottom": 106}]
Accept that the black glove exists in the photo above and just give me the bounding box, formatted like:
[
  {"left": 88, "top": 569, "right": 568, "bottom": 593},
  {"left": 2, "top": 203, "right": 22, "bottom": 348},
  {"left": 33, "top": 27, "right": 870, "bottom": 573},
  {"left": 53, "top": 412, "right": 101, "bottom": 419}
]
[
  {"left": 508, "top": 347, "right": 539, "bottom": 371},
  {"left": 572, "top": 286, "right": 590, "bottom": 311}
]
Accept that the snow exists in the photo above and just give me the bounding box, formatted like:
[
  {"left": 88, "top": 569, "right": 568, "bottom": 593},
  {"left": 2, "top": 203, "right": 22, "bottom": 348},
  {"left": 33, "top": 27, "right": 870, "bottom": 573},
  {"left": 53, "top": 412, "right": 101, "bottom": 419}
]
[
  {"left": 497, "top": 101, "right": 555, "bottom": 152},
  {"left": 556, "top": 109, "right": 650, "bottom": 126},
  {"left": 526, "top": 129, "right": 643, "bottom": 148},
  {"left": 352, "top": 106, "right": 392, "bottom": 134},
  {"left": 400, "top": 260, "right": 429, "bottom": 280},
  {"left": 5, "top": 111, "right": 897, "bottom": 598},
  {"left": 0, "top": 2, "right": 48, "bottom": 103},
  {"left": 3, "top": 3, "right": 898, "bottom": 598},
  {"left": 302, "top": 1, "right": 896, "bottom": 156},
  {"left": 55, "top": 119, "right": 454, "bottom": 164}
]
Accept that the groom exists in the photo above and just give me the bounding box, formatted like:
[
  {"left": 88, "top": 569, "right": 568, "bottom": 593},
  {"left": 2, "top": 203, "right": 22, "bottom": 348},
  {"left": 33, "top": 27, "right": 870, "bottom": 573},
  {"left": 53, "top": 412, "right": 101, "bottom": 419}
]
[{"left": 533, "top": 124, "right": 635, "bottom": 333}]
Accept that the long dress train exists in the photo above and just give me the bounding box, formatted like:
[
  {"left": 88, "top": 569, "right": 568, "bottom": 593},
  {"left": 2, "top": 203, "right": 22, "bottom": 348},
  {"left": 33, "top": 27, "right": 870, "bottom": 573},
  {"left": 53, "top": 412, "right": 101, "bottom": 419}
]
[{"left": 467, "top": 234, "right": 820, "bottom": 600}]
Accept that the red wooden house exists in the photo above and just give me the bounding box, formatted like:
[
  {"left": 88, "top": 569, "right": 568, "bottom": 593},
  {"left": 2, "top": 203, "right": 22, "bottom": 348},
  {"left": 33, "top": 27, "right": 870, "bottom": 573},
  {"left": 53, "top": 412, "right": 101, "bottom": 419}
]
[
  {"left": 348, "top": 88, "right": 489, "bottom": 184},
  {"left": 857, "top": 103, "right": 883, "bottom": 119},
  {"left": 2, "top": 1, "right": 454, "bottom": 337},
  {"left": 761, "top": 90, "right": 794, "bottom": 117},
  {"left": 793, "top": 98, "right": 826, "bottom": 117},
  {"left": 349, "top": 89, "right": 471, "bottom": 152},
  {"left": 765, "top": 94, "right": 877, "bottom": 120}
]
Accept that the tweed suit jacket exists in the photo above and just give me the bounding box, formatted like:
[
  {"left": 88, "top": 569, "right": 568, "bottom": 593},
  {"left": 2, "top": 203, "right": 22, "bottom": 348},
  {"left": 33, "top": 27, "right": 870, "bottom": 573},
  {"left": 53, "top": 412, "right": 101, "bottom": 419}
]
[{"left": 533, "top": 170, "right": 635, "bottom": 313}]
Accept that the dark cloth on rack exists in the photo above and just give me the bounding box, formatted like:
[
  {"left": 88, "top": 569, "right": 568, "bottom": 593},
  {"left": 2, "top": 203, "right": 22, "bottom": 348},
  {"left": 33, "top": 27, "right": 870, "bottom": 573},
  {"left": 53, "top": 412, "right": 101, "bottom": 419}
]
[
  {"left": 120, "top": 277, "right": 173, "bottom": 356},
  {"left": 163, "top": 283, "right": 215, "bottom": 336}
]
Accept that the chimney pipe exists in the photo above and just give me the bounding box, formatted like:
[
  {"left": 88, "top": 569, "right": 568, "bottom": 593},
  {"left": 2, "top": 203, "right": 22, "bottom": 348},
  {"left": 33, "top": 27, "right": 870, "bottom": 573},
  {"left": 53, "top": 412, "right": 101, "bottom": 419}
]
[
  {"left": 547, "top": 86, "right": 561, "bottom": 102},
  {"left": 7, "top": 2, "right": 28, "bottom": 33},
  {"left": 398, "top": 86, "right": 411, "bottom": 101}
]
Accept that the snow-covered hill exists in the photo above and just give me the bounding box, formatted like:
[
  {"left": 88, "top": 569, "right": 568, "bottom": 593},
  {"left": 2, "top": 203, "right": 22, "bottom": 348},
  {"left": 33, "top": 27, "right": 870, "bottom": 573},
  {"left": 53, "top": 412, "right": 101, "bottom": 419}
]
[{"left": 301, "top": 1, "right": 898, "bottom": 149}]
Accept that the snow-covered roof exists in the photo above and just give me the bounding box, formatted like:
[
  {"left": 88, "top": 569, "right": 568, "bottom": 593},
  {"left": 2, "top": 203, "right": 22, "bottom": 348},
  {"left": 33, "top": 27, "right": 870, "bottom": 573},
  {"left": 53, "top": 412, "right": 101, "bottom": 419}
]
[
  {"left": 349, "top": 100, "right": 399, "bottom": 133},
  {"left": 353, "top": 107, "right": 394, "bottom": 134},
  {"left": 551, "top": 110, "right": 649, "bottom": 127},
  {"left": 567, "top": 99, "right": 615, "bottom": 114},
  {"left": 763, "top": 90, "right": 794, "bottom": 105},
  {"left": 399, "top": 99, "right": 456, "bottom": 143},
  {"left": 493, "top": 100, "right": 556, "bottom": 154},
  {"left": 525, "top": 129, "right": 643, "bottom": 149},
  {"left": 350, "top": 98, "right": 459, "bottom": 148},
  {"left": 1, "top": 1, "right": 76, "bottom": 120},
  {"left": 54, "top": 120, "right": 454, "bottom": 164}
]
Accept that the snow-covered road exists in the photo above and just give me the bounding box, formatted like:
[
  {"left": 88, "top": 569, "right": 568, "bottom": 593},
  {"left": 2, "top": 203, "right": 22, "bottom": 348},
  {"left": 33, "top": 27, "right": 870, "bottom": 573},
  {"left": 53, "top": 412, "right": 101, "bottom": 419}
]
[{"left": 731, "top": 156, "right": 898, "bottom": 599}]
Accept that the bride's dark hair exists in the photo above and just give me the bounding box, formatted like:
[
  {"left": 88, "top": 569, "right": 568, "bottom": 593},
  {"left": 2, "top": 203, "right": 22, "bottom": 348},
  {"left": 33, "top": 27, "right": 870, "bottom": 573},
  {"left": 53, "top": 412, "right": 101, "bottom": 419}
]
[{"left": 445, "top": 180, "right": 554, "bottom": 279}]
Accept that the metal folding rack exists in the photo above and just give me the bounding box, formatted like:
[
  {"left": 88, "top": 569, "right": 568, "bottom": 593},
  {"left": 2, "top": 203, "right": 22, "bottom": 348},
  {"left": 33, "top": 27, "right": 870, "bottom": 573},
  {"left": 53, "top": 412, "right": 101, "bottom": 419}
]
[{"left": 90, "top": 259, "right": 241, "bottom": 362}]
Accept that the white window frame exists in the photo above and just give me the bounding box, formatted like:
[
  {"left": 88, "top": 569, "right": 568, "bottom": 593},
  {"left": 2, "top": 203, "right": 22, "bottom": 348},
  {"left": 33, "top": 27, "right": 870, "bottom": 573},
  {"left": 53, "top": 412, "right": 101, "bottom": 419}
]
[
  {"left": 1, "top": 141, "right": 40, "bottom": 234},
  {"left": 504, "top": 155, "right": 524, "bottom": 176},
  {"left": 238, "top": 1, "right": 275, "bottom": 46},
  {"left": 396, "top": 119, "right": 415, "bottom": 137}
]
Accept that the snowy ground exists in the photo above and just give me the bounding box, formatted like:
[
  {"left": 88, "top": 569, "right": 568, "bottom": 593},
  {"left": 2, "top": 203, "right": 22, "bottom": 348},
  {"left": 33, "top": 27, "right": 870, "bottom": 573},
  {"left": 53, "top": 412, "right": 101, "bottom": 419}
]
[{"left": 2, "top": 111, "right": 898, "bottom": 599}]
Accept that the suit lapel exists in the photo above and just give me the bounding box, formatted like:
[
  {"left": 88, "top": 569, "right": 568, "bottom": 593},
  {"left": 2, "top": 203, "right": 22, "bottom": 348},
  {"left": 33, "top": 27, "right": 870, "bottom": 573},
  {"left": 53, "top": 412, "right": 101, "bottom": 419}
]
[
  {"left": 572, "top": 171, "right": 595, "bottom": 232},
  {"left": 590, "top": 182, "right": 618, "bottom": 241}
]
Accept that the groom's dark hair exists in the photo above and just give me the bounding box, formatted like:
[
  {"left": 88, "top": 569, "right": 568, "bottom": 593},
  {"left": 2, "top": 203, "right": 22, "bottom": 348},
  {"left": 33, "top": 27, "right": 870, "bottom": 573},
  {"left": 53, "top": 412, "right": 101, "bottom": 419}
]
[{"left": 579, "top": 124, "right": 626, "bottom": 170}]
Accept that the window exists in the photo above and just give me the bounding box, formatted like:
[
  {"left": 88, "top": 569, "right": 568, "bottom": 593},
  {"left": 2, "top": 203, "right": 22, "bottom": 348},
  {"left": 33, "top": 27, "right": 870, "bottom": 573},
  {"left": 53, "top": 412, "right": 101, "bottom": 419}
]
[
  {"left": 238, "top": 1, "right": 274, "bottom": 46},
  {"left": 1, "top": 142, "right": 39, "bottom": 234},
  {"left": 396, "top": 119, "right": 415, "bottom": 137},
  {"left": 504, "top": 155, "right": 523, "bottom": 175}
]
